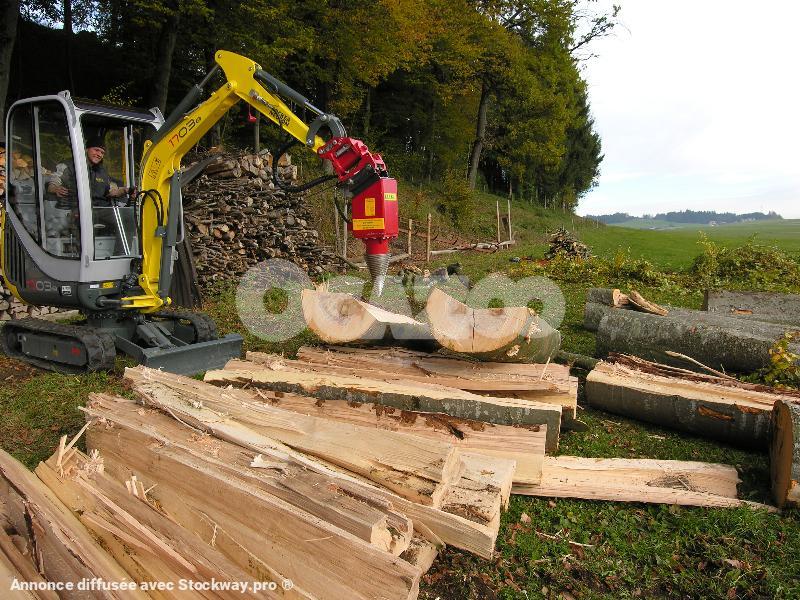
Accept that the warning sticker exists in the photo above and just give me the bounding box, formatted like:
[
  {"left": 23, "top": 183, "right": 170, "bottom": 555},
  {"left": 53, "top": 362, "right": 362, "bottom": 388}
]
[
  {"left": 364, "top": 197, "right": 376, "bottom": 216},
  {"left": 384, "top": 193, "right": 397, "bottom": 201},
  {"left": 352, "top": 218, "right": 385, "bottom": 231}
]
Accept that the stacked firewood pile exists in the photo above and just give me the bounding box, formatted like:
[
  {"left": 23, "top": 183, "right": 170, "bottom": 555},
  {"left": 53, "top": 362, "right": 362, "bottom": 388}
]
[
  {"left": 546, "top": 227, "right": 592, "bottom": 259},
  {"left": 182, "top": 151, "right": 336, "bottom": 287},
  {"left": 0, "top": 145, "right": 6, "bottom": 195}
]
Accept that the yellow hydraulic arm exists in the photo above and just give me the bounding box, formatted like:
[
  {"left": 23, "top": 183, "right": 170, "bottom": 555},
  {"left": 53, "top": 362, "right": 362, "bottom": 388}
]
[{"left": 124, "top": 50, "right": 338, "bottom": 311}]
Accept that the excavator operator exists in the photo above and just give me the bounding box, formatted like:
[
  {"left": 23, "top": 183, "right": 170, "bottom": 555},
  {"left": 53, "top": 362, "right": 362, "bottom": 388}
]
[{"left": 47, "top": 138, "right": 130, "bottom": 207}]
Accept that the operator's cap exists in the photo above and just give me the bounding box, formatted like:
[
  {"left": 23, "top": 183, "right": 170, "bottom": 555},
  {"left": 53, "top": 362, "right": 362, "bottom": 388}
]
[{"left": 85, "top": 137, "right": 106, "bottom": 151}]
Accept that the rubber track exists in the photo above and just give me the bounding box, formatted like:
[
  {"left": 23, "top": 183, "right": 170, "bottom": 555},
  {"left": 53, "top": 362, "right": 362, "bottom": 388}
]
[
  {"left": 151, "top": 309, "right": 218, "bottom": 343},
  {"left": 0, "top": 318, "right": 116, "bottom": 374}
]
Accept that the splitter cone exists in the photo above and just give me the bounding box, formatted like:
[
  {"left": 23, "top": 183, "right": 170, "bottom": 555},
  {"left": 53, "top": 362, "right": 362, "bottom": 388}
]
[{"left": 366, "top": 253, "right": 390, "bottom": 297}]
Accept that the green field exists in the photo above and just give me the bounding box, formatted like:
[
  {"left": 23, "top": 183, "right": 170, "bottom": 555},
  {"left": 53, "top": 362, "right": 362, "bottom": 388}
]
[
  {"left": 2, "top": 190, "right": 800, "bottom": 599},
  {"left": 584, "top": 219, "right": 800, "bottom": 269}
]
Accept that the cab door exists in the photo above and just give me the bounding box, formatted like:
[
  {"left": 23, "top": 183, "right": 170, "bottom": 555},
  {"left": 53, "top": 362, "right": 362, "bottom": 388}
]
[{"left": 2, "top": 95, "right": 84, "bottom": 307}]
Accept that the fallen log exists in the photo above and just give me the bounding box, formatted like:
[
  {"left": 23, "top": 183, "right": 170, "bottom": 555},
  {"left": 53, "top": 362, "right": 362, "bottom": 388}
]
[
  {"left": 585, "top": 354, "right": 792, "bottom": 447},
  {"left": 596, "top": 309, "right": 800, "bottom": 373},
  {"left": 513, "top": 456, "right": 775, "bottom": 510},
  {"left": 247, "top": 349, "right": 578, "bottom": 420},
  {"left": 771, "top": 399, "right": 800, "bottom": 508},
  {"left": 425, "top": 288, "right": 561, "bottom": 363},
  {"left": 85, "top": 397, "right": 422, "bottom": 600},
  {"left": 126, "top": 367, "right": 462, "bottom": 507},
  {"left": 205, "top": 365, "right": 562, "bottom": 452},
  {"left": 704, "top": 290, "right": 800, "bottom": 327},
  {"left": 301, "top": 289, "right": 435, "bottom": 347}
]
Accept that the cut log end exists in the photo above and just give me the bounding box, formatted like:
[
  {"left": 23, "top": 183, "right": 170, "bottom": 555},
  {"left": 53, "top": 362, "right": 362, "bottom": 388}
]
[
  {"left": 426, "top": 288, "right": 560, "bottom": 362},
  {"left": 770, "top": 399, "right": 800, "bottom": 508}
]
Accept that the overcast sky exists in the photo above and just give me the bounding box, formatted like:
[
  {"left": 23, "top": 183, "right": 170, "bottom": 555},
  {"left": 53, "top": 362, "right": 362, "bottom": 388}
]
[{"left": 577, "top": 1, "right": 800, "bottom": 218}]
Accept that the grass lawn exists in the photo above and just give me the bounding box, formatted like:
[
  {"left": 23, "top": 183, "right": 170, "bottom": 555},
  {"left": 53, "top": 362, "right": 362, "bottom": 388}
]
[{"left": 1, "top": 193, "right": 799, "bottom": 598}]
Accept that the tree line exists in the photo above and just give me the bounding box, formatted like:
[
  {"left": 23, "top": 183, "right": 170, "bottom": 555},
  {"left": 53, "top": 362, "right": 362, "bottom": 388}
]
[
  {"left": 0, "top": 0, "right": 617, "bottom": 209},
  {"left": 589, "top": 210, "right": 783, "bottom": 225}
]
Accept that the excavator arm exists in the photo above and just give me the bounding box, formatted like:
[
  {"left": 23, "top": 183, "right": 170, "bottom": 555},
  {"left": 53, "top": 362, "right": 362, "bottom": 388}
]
[{"left": 125, "top": 50, "right": 397, "bottom": 312}]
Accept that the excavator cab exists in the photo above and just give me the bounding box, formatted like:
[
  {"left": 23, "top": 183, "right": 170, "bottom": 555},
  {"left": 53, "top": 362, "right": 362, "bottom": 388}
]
[
  {"left": 3, "top": 92, "right": 159, "bottom": 306},
  {"left": 2, "top": 92, "right": 243, "bottom": 374}
]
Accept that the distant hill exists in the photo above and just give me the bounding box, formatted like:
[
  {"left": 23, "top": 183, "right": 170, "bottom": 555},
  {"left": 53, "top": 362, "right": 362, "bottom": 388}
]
[{"left": 586, "top": 210, "right": 782, "bottom": 229}]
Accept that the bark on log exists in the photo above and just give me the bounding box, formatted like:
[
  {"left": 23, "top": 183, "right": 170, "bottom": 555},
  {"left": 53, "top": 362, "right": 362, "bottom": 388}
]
[
  {"left": 261, "top": 347, "right": 578, "bottom": 420},
  {"left": 596, "top": 309, "right": 800, "bottom": 373},
  {"left": 302, "top": 289, "right": 436, "bottom": 348},
  {"left": 425, "top": 288, "right": 561, "bottom": 363},
  {"left": 704, "top": 290, "right": 800, "bottom": 328},
  {"left": 585, "top": 355, "right": 790, "bottom": 447},
  {"left": 205, "top": 365, "right": 562, "bottom": 452},
  {"left": 770, "top": 399, "right": 800, "bottom": 508},
  {"left": 231, "top": 356, "right": 546, "bottom": 486}
]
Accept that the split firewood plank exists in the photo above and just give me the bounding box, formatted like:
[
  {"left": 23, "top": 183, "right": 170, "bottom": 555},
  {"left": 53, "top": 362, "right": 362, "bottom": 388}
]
[
  {"left": 84, "top": 402, "right": 422, "bottom": 600},
  {"left": 704, "top": 290, "right": 800, "bottom": 328},
  {"left": 204, "top": 365, "right": 562, "bottom": 452},
  {"left": 628, "top": 290, "right": 668, "bottom": 316},
  {"left": 84, "top": 393, "right": 412, "bottom": 556},
  {"left": 585, "top": 355, "right": 790, "bottom": 448},
  {"left": 0, "top": 449, "right": 146, "bottom": 599},
  {"left": 126, "top": 367, "right": 462, "bottom": 507},
  {"left": 0, "top": 552, "right": 40, "bottom": 599},
  {"left": 35, "top": 451, "right": 269, "bottom": 600},
  {"left": 235, "top": 376, "right": 544, "bottom": 485},
  {"left": 399, "top": 536, "right": 439, "bottom": 574},
  {"left": 771, "top": 399, "right": 800, "bottom": 508},
  {"left": 297, "top": 345, "right": 571, "bottom": 383},
  {"left": 251, "top": 350, "right": 578, "bottom": 419},
  {"left": 301, "top": 289, "right": 434, "bottom": 347},
  {"left": 89, "top": 392, "right": 499, "bottom": 561},
  {"left": 425, "top": 288, "right": 561, "bottom": 363},
  {"left": 513, "top": 456, "right": 776, "bottom": 510},
  {"left": 0, "top": 528, "right": 56, "bottom": 600},
  {"left": 440, "top": 453, "right": 513, "bottom": 526}
]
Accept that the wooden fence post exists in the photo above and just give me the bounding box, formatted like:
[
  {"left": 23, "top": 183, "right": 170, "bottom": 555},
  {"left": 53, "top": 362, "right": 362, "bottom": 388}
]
[{"left": 426, "top": 213, "right": 432, "bottom": 263}]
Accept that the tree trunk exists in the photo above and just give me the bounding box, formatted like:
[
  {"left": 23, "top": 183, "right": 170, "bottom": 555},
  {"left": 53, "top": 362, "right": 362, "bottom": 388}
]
[
  {"left": 704, "top": 290, "right": 800, "bottom": 328},
  {"left": 147, "top": 10, "right": 180, "bottom": 112},
  {"left": 596, "top": 309, "right": 800, "bottom": 373},
  {"left": 586, "top": 355, "right": 783, "bottom": 448},
  {"left": 62, "top": 0, "right": 74, "bottom": 90},
  {"left": 362, "top": 86, "right": 371, "bottom": 137},
  {"left": 0, "top": 0, "right": 19, "bottom": 139},
  {"left": 467, "top": 80, "right": 489, "bottom": 189}
]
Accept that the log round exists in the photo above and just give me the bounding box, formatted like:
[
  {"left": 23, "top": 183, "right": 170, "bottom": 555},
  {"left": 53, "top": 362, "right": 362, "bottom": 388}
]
[
  {"left": 770, "top": 399, "right": 800, "bottom": 508},
  {"left": 426, "top": 288, "right": 561, "bottom": 362},
  {"left": 302, "top": 289, "right": 434, "bottom": 346}
]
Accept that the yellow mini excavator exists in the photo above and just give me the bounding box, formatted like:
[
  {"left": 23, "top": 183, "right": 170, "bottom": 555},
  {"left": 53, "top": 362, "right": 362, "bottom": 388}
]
[{"left": 0, "top": 50, "right": 398, "bottom": 374}]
